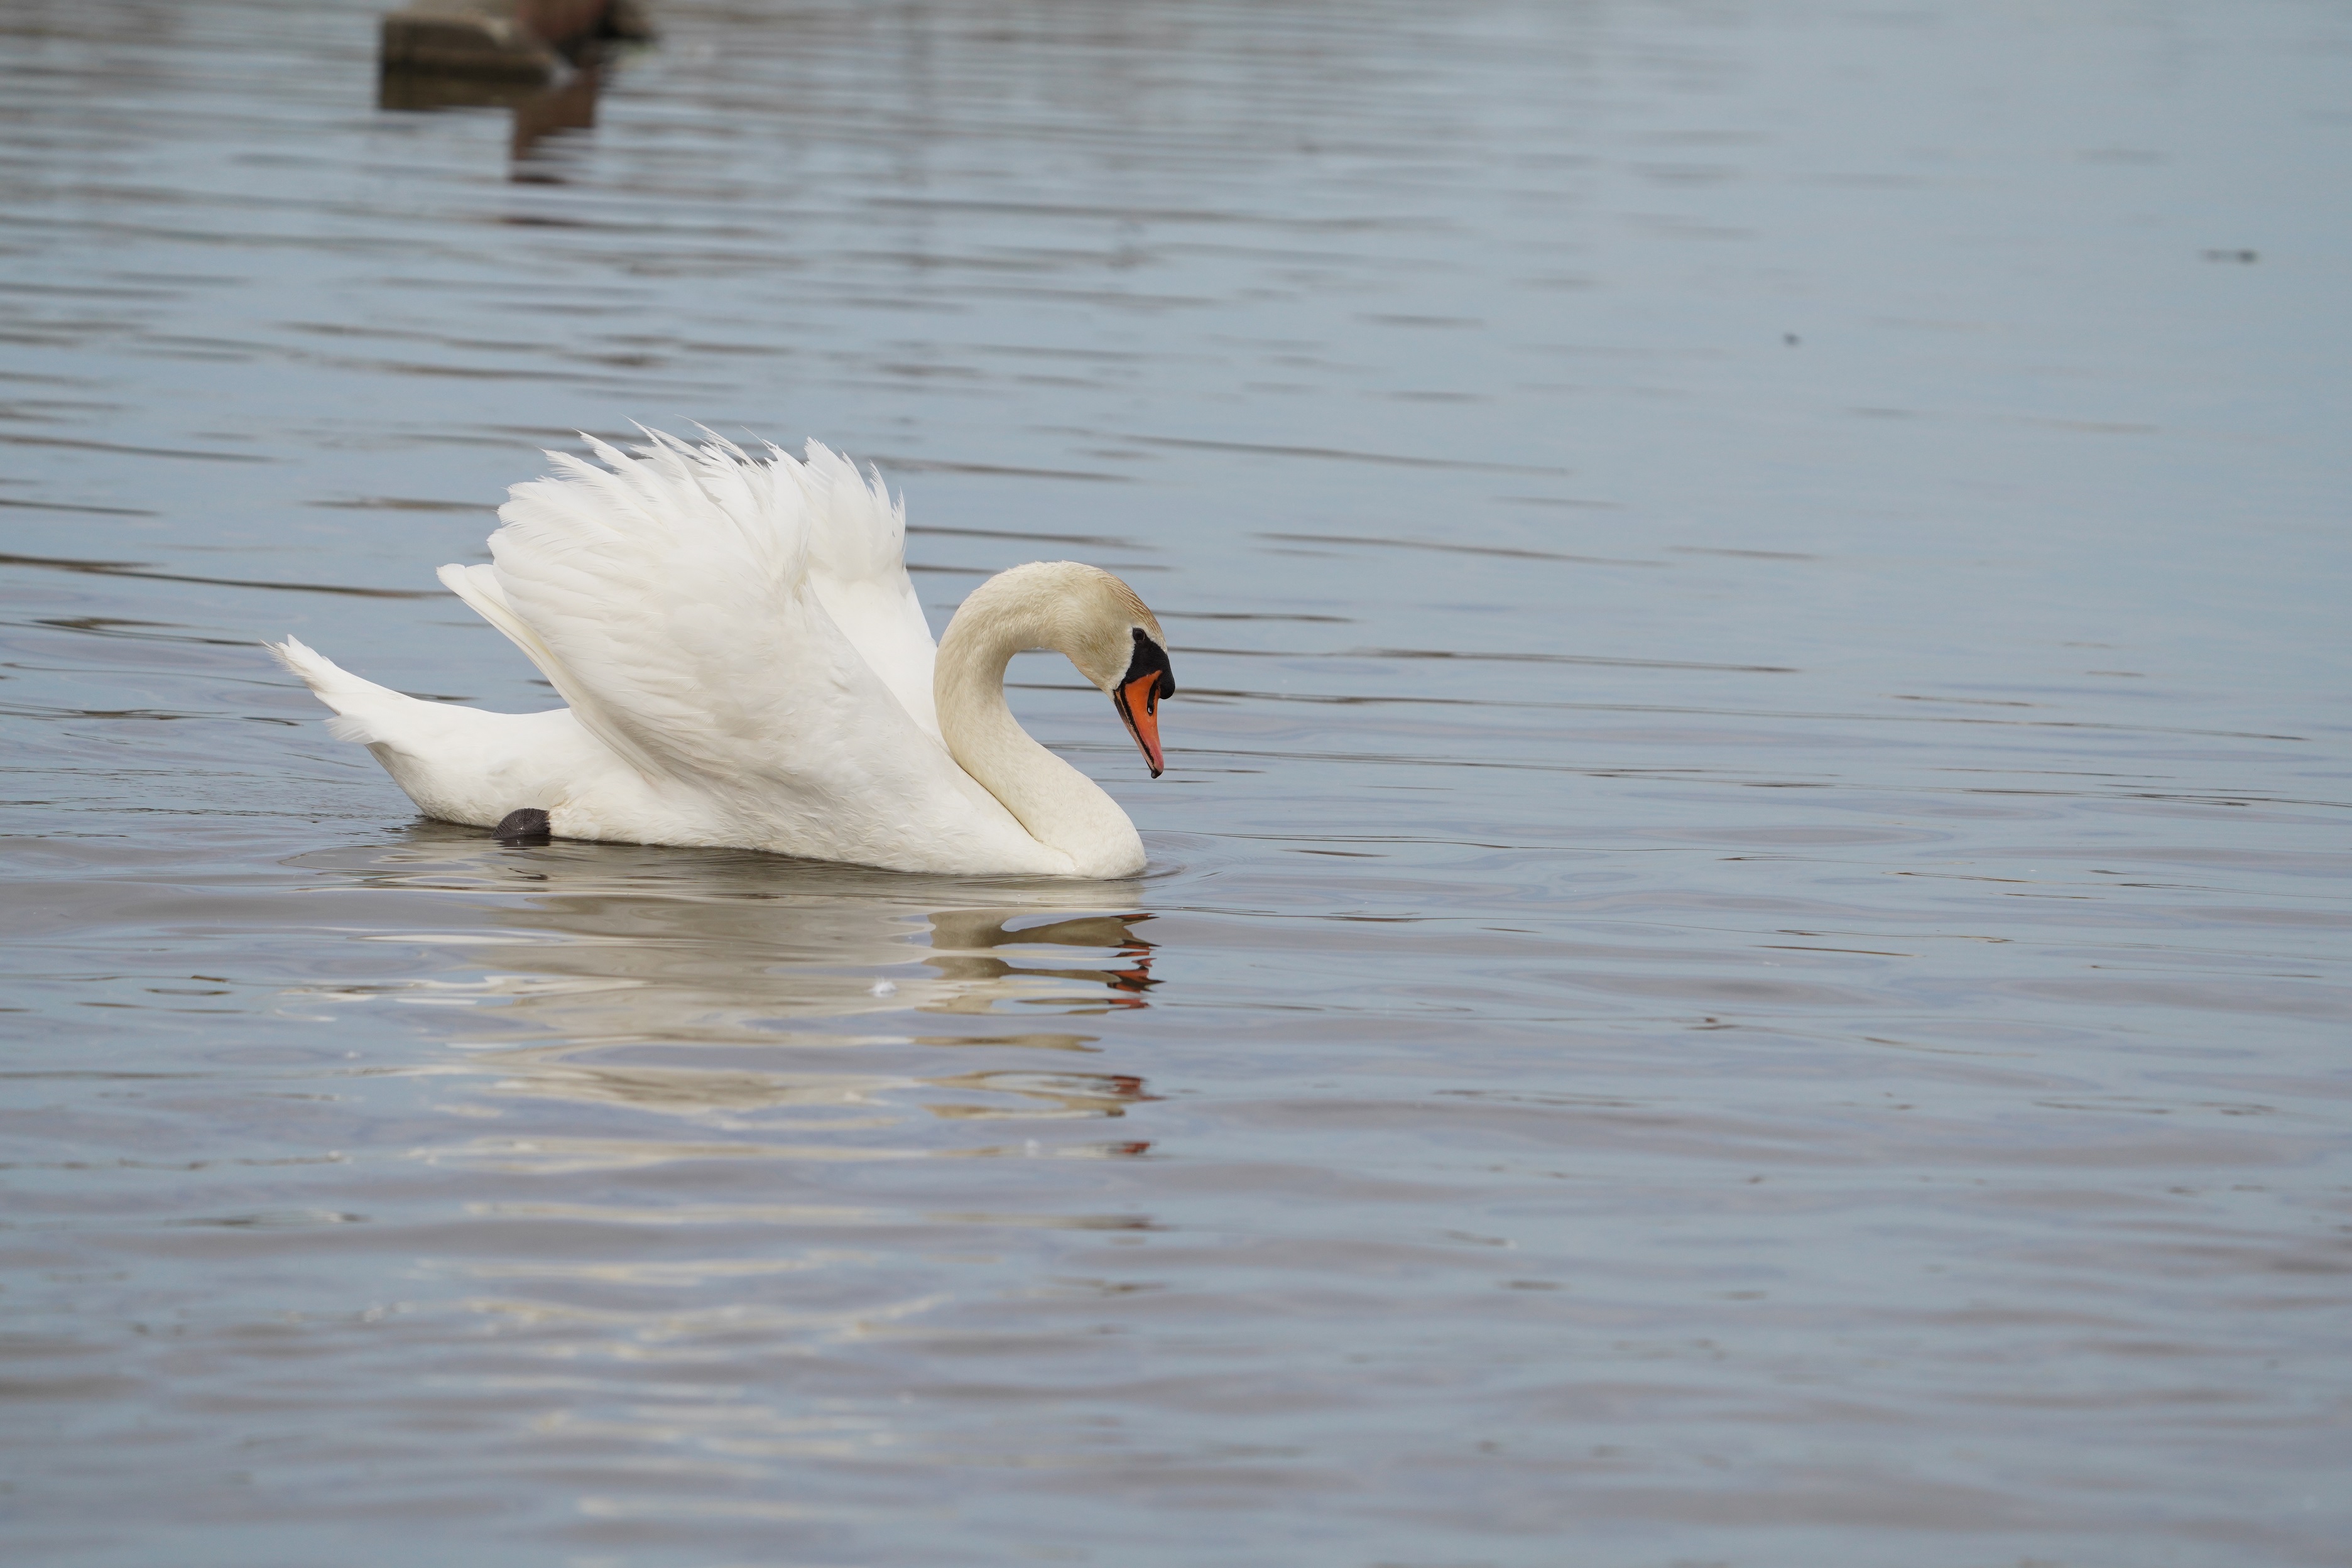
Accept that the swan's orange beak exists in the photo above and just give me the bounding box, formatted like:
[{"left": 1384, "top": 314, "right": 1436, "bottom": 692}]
[{"left": 1114, "top": 670, "right": 1166, "bottom": 777}]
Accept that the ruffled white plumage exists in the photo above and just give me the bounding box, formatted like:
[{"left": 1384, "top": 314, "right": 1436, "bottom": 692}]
[{"left": 273, "top": 432, "right": 1113, "bottom": 875}]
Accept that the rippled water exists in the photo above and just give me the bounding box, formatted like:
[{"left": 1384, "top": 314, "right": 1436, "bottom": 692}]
[{"left": 4, "top": 1, "right": 2350, "bottom": 1563}]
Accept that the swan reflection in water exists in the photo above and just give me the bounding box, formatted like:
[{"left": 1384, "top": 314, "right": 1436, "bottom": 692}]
[{"left": 280, "top": 824, "right": 1163, "bottom": 1158}]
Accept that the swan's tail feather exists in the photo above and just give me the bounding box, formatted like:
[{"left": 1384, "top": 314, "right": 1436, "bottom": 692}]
[
  {"left": 269, "top": 634, "right": 369, "bottom": 708},
  {"left": 266, "top": 636, "right": 391, "bottom": 744}
]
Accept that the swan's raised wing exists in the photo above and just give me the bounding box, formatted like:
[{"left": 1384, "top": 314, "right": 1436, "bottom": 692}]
[
  {"left": 460, "top": 432, "right": 959, "bottom": 828},
  {"left": 791, "top": 439, "right": 942, "bottom": 740}
]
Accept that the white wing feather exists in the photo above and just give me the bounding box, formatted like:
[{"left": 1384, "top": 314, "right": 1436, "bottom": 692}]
[
  {"left": 455, "top": 430, "right": 1039, "bottom": 867},
  {"left": 793, "top": 438, "right": 943, "bottom": 739}
]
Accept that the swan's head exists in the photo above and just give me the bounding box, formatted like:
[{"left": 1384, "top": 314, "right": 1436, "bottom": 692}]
[
  {"left": 972, "top": 560, "right": 1176, "bottom": 777},
  {"left": 1106, "top": 622, "right": 1177, "bottom": 777},
  {"left": 942, "top": 560, "right": 1179, "bottom": 778},
  {"left": 1059, "top": 566, "right": 1177, "bottom": 779}
]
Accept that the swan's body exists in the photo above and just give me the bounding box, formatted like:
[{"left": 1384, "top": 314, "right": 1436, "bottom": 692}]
[{"left": 272, "top": 432, "right": 1174, "bottom": 877}]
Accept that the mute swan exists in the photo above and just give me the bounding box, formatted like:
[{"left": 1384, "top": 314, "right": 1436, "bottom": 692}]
[{"left": 270, "top": 430, "right": 1175, "bottom": 878}]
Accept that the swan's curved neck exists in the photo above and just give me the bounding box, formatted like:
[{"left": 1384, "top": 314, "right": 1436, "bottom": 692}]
[{"left": 935, "top": 567, "right": 1144, "bottom": 878}]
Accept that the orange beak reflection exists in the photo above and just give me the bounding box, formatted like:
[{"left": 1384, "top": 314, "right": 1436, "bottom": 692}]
[{"left": 1114, "top": 670, "right": 1167, "bottom": 777}]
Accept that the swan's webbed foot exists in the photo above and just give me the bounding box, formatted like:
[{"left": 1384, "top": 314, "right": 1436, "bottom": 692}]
[{"left": 493, "top": 807, "right": 552, "bottom": 845}]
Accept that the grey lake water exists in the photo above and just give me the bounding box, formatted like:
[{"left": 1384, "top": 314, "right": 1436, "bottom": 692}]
[{"left": 4, "top": 2, "right": 2350, "bottom": 1564}]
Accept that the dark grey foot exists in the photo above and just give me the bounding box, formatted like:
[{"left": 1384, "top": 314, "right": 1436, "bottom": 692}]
[{"left": 493, "top": 807, "right": 552, "bottom": 844}]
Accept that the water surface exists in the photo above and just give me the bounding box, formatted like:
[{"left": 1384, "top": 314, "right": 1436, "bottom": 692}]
[{"left": 3, "top": 2, "right": 2349, "bottom": 1564}]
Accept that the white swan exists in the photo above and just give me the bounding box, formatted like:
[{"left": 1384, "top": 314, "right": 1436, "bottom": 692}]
[{"left": 270, "top": 430, "right": 1175, "bottom": 878}]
